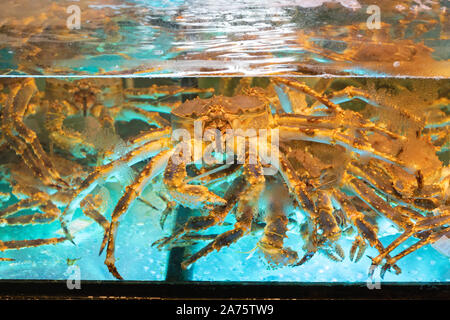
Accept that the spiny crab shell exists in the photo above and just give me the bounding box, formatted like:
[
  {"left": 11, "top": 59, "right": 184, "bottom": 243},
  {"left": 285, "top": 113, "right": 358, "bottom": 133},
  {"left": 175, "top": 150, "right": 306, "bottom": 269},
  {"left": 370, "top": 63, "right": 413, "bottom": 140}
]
[{"left": 171, "top": 95, "right": 271, "bottom": 133}]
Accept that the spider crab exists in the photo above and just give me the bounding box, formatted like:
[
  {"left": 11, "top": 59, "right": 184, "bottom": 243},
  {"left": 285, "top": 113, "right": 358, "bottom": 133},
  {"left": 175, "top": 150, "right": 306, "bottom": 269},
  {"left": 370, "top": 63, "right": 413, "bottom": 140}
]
[
  {"left": 0, "top": 153, "right": 110, "bottom": 261},
  {"left": 0, "top": 77, "right": 213, "bottom": 260},
  {"left": 0, "top": 78, "right": 213, "bottom": 170},
  {"left": 60, "top": 77, "right": 448, "bottom": 280}
]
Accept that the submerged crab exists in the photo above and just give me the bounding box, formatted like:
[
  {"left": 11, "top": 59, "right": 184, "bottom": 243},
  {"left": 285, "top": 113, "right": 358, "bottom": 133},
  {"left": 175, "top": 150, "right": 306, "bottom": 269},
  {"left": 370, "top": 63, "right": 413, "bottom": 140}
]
[
  {"left": 0, "top": 78, "right": 213, "bottom": 176},
  {"left": 0, "top": 153, "right": 110, "bottom": 261},
  {"left": 0, "top": 78, "right": 67, "bottom": 188},
  {"left": 0, "top": 0, "right": 132, "bottom": 74},
  {"left": 293, "top": 9, "right": 449, "bottom": 78},
  {"left": 0, "top": 77, "right": 214, "bottom": 261},
  {"left": 60, "top": 77, "right": 447, "bottom": 280}
]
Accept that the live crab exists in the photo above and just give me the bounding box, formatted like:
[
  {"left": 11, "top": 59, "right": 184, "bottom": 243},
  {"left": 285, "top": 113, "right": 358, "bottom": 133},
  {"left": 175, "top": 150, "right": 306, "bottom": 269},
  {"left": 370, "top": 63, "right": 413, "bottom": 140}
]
[
  {"left": 0, "top": 77, "right": 213, "bottom": 260},
  {"left": 58, "top": 77, "right": 448, "bottom": 280}
]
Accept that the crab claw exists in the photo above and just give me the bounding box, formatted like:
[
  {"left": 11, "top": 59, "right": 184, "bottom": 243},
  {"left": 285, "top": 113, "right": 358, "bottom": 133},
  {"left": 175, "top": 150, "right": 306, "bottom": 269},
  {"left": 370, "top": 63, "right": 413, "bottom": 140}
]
[
  {"left": 380, "top": 264, "right": 391, "bottom": 279},
  {"left": 350, "top": 236, "right": 367, "bottom": 262},
  {"left": 258, "top": 241, "right": 299, "bottom": 267},
  {"left": 334, "top": 243, "right": 345, "bottom": 261},
  {"left": 392, "top": 264, "right": 402, "bottom": 275},
  {"left": 324, "top": 250, "right": 344, "bottom": 262},
  {"left": 49, "top": 177, "right": 70, "bottom": 190},
  {"left": 159, "top": 213, "right": 169, "bottom": 230},
  {"left": 159, "top": 202, "right": 175, "bottom": 230},
  {"left": 381, "top": 259, "right": 402, "bottom": 278},
  {"left": 105, "top": 255, "right": 124, "bottom": 280},
  {"left": 320, "top": 243, "right": 345, "bottom": 262},
  {"left": 294, "top": 251, "right": 316, "bottom": 266},
  {"left": 61, "top": 224, "right": 76, "bottom": 246},
  {"left": 152, "top": 236, "right": 172, "bottom": 249}
]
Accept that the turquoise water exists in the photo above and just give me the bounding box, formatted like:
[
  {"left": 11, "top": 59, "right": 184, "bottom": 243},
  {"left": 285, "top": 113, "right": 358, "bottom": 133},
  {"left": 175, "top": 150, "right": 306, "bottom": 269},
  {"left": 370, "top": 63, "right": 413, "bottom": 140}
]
[
  {"left": 0, "top": 1, "right": 448, "bottom": 284},
  {"left": 0, "top": 0, "right": 448, "bottom": 76},
  {"left": 0, "top": 76, "right": 448, "bottom": 283},
  {"left": 0, "top": 178, "right": 448, "bottom": 282}
]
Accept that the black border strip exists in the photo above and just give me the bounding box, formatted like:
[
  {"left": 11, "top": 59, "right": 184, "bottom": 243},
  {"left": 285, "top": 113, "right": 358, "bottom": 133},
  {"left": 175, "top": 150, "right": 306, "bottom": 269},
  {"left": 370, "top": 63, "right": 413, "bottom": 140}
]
[{"left": 0, "top": 281, "right": 448, "bottom": 300}]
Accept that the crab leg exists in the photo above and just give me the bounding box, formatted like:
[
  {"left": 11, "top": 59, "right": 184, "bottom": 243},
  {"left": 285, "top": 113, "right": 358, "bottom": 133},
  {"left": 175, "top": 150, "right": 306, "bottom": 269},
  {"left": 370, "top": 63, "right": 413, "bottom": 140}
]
[
  {"left": 371, "top": 210, "right": 450, "bottom": 274},
  {"left": 124, "top": 85, "right": 214, "bottom": 101},
  {"left": 5, "top": 121, "right": 58, "bottom": 187},
  {"left": 309, "top": 86, "right": 422, "bottom": 125},
  {"left": 160, "top": 234, "right": 220, "bottom": 249},
  {"left": 153, "top": 175, "right": 247, "bottom": 250},
  {"left": 156, "top": 148, "right": 238, "bottom": 229},
  {"left": 278, "top": 153, "right": 316, "bottom": 214},
  {"left": 102, "top": 127, "right": 171, "bottom": 163},
  {"left": 0, "top": 202, "right": 59, "bottom": 226},
  {"left": 80, "top": 195, "right": 109, "bottom": 232},
  {"left": 2, "top": 79, "right": 64, "bottom": 187},
  {"left": 347, "top": 161, "right": 398, "bottom": 198},
  {"left": 317, "top": 192, "right": 345, "bottom": 261},
  {"left": 278, "top": 151, "right": 343, "bottom": 264},
  {"left": 0, "top": 188, "right": 61, "bottom": 226},
  {"left": 279, "top": 148, "right": 345, "bottom": 264},
  {"left": 295, "top": 191, "right": 344, "bottom": 266},
  {"left": 349, "top": 236, "right": 368, "bottom": 263},
  {"left": 273, "top": 77, "right": 342, "bottom": 113},
  {"left": 0, "top": 237, "right": 67, "bottom": 251},
  {"left": 312, "top": 87, "right": 378, "bottom": 109},
  {"left": 258, "top": 184, "right": 298, "bottom": 266},
  {"left": 101, "top": 149, "right": 174, "bottom": 279},
  {"left": 320, "top": 244, "right": 345, "bottom": 262},
  {"left": 185, "top": 163, "right": 237, "bottom": 184},
  {"left": 181, "top": 156, "right": 266, "bottom": 270},
  {"left": 5, "top": 134, "right": 53, "bottom": 185},
  {"left": 60, "top": 137, "right": 171, "bottom": 241},
  {"left": 157, "top": 195, "right": 176, "bottom": 230},
  {"left": 347, "top": 162, "right": 437, "bottom": 213},
  {"left": 163, "top": 144, "right": 227, "bottom": 211},
  {"left": 276, "top": 113, "right": 403, "bottom": 141},
  {"left": 0, "top": 198, "right": 42, "bottom": 218},
  {"left": 109, "top": 105, "right": 170, "bottom": 128},
  {"left": 347, "top": 176, "right": 414, "bottom": 229},
  {"left": 278, "top": 126, "right": 411, "bottom": 173},
  {"left": 380, "top": 227, "right": 450, "bottom": 277},
  {"left": 333, "top": 190, "right": 401, "bottom": 272},
  {"left": 14, "top": 116, "right": 62, "bottom": 185}
]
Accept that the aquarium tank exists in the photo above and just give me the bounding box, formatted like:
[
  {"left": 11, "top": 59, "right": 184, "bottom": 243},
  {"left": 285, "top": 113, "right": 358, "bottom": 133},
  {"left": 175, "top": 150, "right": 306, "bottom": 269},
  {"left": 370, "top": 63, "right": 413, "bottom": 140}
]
[{"left": 0, "top": 0, "right": 448, "bottom": 297}]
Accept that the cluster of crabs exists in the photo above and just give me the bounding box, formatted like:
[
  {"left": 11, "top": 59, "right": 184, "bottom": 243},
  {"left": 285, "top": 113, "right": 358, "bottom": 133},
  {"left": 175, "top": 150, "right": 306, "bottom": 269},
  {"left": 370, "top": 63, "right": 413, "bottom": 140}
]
[{"left": 0, "top": 76, "right": 448, "bottom": 280}]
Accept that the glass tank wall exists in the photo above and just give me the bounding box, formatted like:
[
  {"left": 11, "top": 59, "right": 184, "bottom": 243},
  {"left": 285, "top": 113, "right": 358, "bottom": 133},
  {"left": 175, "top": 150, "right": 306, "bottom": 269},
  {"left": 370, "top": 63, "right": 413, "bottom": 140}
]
[
  {"left": 0, "top": 77, "right": 448, "bottom": 283},
  {"left": 0, "top": 0, "right": 448, "bottom": 286}
]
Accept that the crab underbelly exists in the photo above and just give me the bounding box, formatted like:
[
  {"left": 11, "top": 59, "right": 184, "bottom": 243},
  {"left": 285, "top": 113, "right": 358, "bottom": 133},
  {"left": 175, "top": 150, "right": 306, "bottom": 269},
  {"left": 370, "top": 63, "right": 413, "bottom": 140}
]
[{"left": 168, "top": 189, "right": 210, "bottom": 209}]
